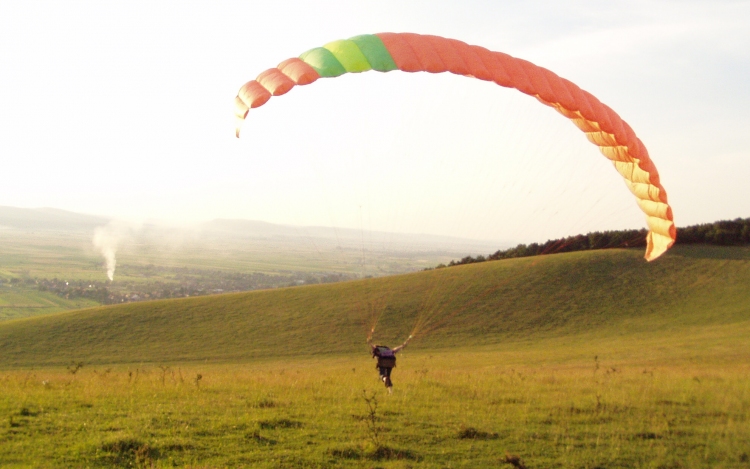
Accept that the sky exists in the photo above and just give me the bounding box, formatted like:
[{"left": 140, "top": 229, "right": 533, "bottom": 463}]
[{"left": 1, "top": 0, "right": 748, "bottom": 245}]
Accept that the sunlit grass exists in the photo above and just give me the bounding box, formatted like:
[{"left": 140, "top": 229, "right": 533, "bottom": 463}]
[{"left": 1, "top": 343, "right": 748, "bottom": 468}]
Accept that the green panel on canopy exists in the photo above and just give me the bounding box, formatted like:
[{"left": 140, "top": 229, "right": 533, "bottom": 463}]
[
  {"left": 349, "top": 35, "right": 398, "bottom": 72},
  {"left": 324, "top": 40, "right": 372, "bottom": 73},
  {"left": 299, "top": 48, "right": 347, "bottom": 77}
]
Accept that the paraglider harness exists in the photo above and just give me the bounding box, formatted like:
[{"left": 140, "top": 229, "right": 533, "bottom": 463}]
[{"left": 372, "top": 345, "right": 397, "bottom": 369}]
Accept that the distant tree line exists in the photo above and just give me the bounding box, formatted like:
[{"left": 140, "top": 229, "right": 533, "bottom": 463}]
[
  {"left": 431, "top": 217, "right": 750, "bottom": 269},
  {"left": 676, "top": 218, "right": 750, "bottom": 245}
]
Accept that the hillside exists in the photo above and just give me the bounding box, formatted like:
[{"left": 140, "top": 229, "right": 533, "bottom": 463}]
[
  {"left": 0, "top": 206, "right": 109, "bottom": 232},
  {"left": 1, "top": 245, "right": 749, "bottom": 368}
]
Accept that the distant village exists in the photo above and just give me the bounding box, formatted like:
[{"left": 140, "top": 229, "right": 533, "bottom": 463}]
[{"left": 24, "top": 266, "right": 357, "bottom": 305}]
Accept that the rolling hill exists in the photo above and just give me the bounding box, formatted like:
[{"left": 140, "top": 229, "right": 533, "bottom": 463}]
[
  {"left": 0, "top": 206, "right": 110, "bottom": 232},
  {"left": 0, "top": 245, "right": 748, "bottom": 368}
]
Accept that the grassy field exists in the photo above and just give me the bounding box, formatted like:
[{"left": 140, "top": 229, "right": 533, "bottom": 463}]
[
  {"left": 1, "top": 340, "right": 748, "bottom": 468},
  {"left": 0, "top": 245, "right": 748, "bottom": 467}
]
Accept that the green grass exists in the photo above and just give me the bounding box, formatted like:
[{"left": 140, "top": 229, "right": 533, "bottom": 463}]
[
  {"left": 0, "top": 345, "right": 747, "bottom": 468},
  {"left": 0, "top": 245, "right": 748, "bottom": 467}
]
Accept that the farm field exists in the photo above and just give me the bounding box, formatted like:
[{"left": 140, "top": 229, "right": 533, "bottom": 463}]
[
  {"left": 0, "top": 288, "right": 99, "bottom": 321},
  {"left": 1, "top": 245, "right": 749, "bottom": 467},
  {"left": 0, "top": 226, "right": 450, "bottom": 280}
]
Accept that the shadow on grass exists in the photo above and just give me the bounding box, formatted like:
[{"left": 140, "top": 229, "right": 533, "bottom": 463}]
[
  {"left": 330, "top": 445, "right": 420, "bottom": 461},
  {"left": 258, "top": 418, "right": 302, "bottom": 429},
  {"left": 100, "top": 437, "right": 158, "bottom": 467},
  {"left": 670, "top": 245, "right": 750, "bottom": 260},
  {"left": 245, "top": 430, "right": 277, "bottom": 445},
  {"left": 457, "top": 426, "right": 499, "bottom": 440},
  {"left": 252, "top": 398, "right": 277, "bottom": 408}
]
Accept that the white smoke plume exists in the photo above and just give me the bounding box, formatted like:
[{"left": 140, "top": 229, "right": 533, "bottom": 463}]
[{"left": 92, "top": 221, "right": 133, "bottom": 281}]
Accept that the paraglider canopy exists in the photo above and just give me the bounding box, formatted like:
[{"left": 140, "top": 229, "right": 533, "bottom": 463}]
[{"left": 234, "top": 33, "right": 676, "bottom": 261}]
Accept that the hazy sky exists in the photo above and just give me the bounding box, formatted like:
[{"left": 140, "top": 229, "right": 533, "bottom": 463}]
[{"left": 1, "top": 0, "right": 748, "bottom": 244}]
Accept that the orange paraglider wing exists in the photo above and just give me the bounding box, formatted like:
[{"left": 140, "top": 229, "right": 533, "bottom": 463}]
[{"left": 234, "top": 33, "right": 676, "bottom": 261}]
